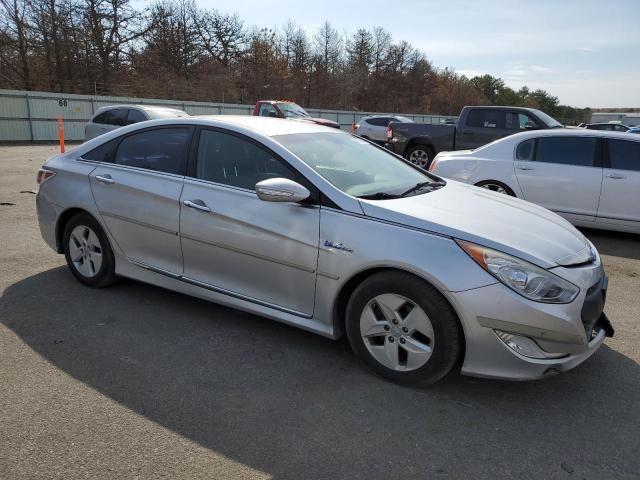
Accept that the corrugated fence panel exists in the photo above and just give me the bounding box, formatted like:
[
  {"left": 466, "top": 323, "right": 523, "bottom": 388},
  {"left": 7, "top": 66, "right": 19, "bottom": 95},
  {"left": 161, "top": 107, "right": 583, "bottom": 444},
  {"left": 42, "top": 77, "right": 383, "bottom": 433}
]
[
  {"left": 0, "top": 119, "right": 31, "bottom": 141},
  {"left": 0, "top": 88, "right": 456, "bottom": 141}
]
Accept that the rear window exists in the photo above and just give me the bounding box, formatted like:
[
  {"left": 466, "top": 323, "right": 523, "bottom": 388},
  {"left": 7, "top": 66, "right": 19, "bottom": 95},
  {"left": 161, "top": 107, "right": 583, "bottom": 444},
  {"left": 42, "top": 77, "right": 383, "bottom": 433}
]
[{"left": 607, "top": 139, "right": 640, "bottom": 171}]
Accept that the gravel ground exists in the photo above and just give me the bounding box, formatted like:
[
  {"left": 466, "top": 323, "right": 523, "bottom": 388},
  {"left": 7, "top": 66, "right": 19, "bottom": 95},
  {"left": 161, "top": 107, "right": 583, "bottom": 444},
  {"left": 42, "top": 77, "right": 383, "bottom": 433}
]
[{"left": 1, "top": 145, "right": 639, "bottom": 480}]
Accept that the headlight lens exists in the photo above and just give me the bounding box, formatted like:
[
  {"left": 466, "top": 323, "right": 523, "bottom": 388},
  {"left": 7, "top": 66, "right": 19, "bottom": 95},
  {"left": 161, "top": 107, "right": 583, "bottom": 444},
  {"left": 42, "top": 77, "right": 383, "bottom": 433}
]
[{"left": 457, "top": 240, "right": 580, "bottom": 303}]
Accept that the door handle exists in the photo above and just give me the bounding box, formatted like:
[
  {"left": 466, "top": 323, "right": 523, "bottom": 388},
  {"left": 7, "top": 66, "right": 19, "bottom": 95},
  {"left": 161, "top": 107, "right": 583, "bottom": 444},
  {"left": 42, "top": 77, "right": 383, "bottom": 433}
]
[
  {"left": 516, "top": 166, "right": 534, "bottom": 171},
  {"left": 95, "top": 174, "right": 115, "bottom": 184},
  {"left": 183, "top": 199, "right": 211, "bottom": 213},
  {"left": 605, "top": 173, "right": 626, "bottom": 179}
]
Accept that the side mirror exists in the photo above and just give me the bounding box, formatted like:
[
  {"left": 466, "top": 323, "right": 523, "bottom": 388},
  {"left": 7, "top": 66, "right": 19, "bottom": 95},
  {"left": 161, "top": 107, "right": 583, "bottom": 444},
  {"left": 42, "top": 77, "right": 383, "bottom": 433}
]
[
  {"left": 524, "top": 121, "right": 538, "bottom": 130},
  {"left": 256, "top": 178, "right": 310, "bottom": 203}
]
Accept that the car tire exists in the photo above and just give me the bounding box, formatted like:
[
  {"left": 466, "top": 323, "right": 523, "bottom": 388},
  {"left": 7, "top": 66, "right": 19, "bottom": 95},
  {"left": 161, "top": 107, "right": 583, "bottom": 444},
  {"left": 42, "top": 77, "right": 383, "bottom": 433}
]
[
  {"left": 345, "top": 271, "right": 463, "bottom": 386},
  {"left": 405, "top": 145, "right": 434, "bottom": 169},
  {"left": 63, "top": 213, "right": 118, "bottom": 288},
  {"left": 475, "top": 180, "right": 515, "bottom": 196}
]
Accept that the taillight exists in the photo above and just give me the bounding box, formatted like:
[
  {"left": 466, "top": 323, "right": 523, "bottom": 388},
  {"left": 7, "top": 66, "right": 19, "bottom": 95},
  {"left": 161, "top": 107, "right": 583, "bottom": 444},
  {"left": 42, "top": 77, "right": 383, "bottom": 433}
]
[
  {"left": 387, "top": 125, "right": 393, "bottom": 139},
  {"left": 37, "top": 168, "right": 56, "bottom": 185}
]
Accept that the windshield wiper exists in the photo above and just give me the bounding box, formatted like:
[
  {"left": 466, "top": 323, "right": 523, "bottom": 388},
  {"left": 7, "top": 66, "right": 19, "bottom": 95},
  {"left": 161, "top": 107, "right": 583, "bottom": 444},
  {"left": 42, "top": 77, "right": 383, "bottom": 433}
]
[
  {"left": 357, "top": 192, "right": 400, "bottom": 200},
  {"left": 400, "top": 180, "right": 446, "bottom": 197}
]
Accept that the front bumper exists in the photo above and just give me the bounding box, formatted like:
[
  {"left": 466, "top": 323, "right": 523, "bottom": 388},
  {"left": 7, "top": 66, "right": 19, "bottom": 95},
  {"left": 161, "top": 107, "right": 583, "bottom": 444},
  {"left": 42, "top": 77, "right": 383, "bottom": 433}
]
[{"left": 446, "top": 267, "right": 612, "bottom": 381}]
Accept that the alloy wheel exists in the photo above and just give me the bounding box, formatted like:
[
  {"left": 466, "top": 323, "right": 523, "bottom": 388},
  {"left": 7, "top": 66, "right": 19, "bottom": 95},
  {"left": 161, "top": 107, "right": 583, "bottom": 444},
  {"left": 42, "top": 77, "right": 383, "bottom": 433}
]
[
  {"left": 359, "top": 293, "right": 435, "bottom": 371},
  {"left": 68, "top": 225, "right": 103, "bottom": 278},
  {"left": 408, "top": 149, "right": 430, "bottom": 168},
  {"left": 479, "top": 183, "right": 508, "bottom": 194}
]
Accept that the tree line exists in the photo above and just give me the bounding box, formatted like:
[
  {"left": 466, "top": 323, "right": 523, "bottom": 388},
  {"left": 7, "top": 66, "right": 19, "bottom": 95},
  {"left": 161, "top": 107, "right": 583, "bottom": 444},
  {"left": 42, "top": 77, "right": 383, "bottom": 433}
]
[{"left": 0, "top": 0, "right": 590, "bottom": 123}]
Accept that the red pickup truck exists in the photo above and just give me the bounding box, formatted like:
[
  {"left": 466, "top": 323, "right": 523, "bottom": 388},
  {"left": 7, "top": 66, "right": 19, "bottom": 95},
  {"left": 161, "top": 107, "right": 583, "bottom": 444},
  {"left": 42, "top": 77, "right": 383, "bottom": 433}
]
[{"left": 252, "top": 100, "right": 340, "bottom": 129}]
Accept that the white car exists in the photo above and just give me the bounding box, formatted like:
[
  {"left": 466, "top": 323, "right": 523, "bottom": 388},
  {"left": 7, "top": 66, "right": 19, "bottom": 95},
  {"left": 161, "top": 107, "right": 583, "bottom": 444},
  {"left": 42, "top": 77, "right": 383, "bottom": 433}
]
[
  {"left": 430, "top": 129, "right": 640, "bottom": 234},
  {"left": 85, "top": 105, "right": 189, "bottom": 140},
  {"left": 355, "top": 115, "right": 413, "bottom": 143}
]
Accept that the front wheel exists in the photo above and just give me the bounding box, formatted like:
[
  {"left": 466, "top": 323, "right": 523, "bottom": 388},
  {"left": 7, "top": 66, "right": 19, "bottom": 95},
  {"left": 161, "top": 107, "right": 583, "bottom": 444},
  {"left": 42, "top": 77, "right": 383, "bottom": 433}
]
[
  {"left": 406, "top": 145, "right": 434, "bottom": 169},
  {"left": 345, "top": 271, "right": 463, "bottom": 386}
]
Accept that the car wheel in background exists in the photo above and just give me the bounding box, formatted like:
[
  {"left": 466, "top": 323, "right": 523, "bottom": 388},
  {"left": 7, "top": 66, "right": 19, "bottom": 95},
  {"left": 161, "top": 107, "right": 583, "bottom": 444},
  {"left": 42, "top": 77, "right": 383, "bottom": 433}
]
[
  {"left": 406, "top": 145, "right": 434, "bottom": 169},
  {"left": 63, "top": 213, "right": 118, "bottom": 288},
  {"left": 474, "top": 180, "right": 515, "bottom": 196},
  {"left": 345, "top": 271, "right": 463, "bottom": 386}
]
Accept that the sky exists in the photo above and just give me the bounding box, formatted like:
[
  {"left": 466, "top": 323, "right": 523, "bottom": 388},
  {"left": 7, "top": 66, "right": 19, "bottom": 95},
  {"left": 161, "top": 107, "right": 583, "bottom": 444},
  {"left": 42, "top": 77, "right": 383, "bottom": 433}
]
[{"left": 193, "top": 0, "right": 640, "bottom": 108}]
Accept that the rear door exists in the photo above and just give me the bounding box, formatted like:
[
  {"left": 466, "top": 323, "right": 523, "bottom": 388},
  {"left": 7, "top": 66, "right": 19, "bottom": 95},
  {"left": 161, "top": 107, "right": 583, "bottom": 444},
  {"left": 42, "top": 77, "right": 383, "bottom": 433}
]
[
  {"left": 88, "top": 126, "right": 192, "bottom": 274},
  {"left": 596, "top": 138, "right": 640, "bottom": 229},
  {"left": 179, "top": 128, "right": 320, "bottom": 316},
  {"left": 514, "top": 135, "right": 603, "bottom": 224},
  {"left": 456, "top": 109, "right": 511, "bottom": 150}
]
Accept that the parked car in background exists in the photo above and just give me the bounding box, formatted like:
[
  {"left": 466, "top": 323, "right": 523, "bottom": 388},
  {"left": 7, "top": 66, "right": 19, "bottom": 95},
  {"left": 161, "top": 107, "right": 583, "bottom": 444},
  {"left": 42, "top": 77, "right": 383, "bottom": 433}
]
[
  {"left": 355, "top": 115, "right": 414, "bottom": 144},
  {"left": 252, "top": 100, "right": 340, "bottom": 129},
  {"left": 430, "top": 129, "right": 640, "bottom": 234},
  {"left": 36, "top": 116, "right": 613, "bottom": 385},
  {"left": 386, "top": 106, "right": 564, "bottom": 169},
  {"left": 627, "top": 127, "right": 640, "bottom": 134},
  {"left": 85, "top": 105, "right": 189, "bottom": 140},
  {"left": 579, "top": 122, "right": 629, "bottom": 132}
]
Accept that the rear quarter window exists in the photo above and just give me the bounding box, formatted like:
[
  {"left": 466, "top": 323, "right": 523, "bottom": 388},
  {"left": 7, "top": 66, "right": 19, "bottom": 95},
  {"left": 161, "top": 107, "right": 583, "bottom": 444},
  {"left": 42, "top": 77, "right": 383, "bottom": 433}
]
[{"left": 516, "top": 139, "right": 535, "bottom": 160}]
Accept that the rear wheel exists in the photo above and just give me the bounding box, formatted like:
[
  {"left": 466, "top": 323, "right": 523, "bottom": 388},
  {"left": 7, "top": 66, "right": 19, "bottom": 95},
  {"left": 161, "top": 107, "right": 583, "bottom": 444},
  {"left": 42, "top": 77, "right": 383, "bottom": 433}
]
[
  {"left": 475, "top": 180, "right": 515, "bottom": 196},
  {"left": 345, "top": 271, "right": 462, "bottom": 386},
  {"left": 63, "top": 213, "right": 118, "bottom": 288},
  {"left": 406, "top": 145, "right": 434, "bottom": 169}
]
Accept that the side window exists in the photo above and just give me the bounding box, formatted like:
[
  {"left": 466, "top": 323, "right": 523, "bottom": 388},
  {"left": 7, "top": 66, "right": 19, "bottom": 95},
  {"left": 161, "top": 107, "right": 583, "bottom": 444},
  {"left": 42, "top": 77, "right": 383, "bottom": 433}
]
[
  {"left": 614, "top": 125, "right": 628, "bottom": 132},
  {"left": 126, "top": 109, "right": 148, "bottom": 125},
  {"left": 516, "top": 139, "right": 535, "bottom": 160},
  {"left": 535, "top": 137, "right": 597, "bottom": 167},
  {"left": 113, "top": 128, "right": 190, "bottom": 174},
  {"left": 507, "top": 113, "right": 538, "bottom": 130},
  {"left": 607, "top": 139, "right": 640, "bottom": 171},
  {"left": 82, "top": 139, "right": 117, "bottom": 162},
  {"left": 259, "top": 103, "right": 278, "bottom": 118},
  {"left": 466, "top": 109, "right": 505, "bottom": 129},
  {"left": 195, "top": 129, "right": 295, "bottom": 190}
]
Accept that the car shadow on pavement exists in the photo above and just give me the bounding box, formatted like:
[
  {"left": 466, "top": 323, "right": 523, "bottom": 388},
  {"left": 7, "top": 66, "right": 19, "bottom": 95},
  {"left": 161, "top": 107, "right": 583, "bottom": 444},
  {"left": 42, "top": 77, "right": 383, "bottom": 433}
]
[{"left": 2, "top": 267, "right": 640, "bottom": 479}]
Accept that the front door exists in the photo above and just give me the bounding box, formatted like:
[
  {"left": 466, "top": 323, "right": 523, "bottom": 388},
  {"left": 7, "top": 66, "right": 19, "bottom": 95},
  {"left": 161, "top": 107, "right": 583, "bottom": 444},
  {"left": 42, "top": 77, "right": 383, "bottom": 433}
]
[
  {"left": 514, "top": 136, "right": 603, "bottom": 224},
  {"left": 597, "top": 138, "right": 640, "bottom": 228},
  {"left": 456, "top": 109, "right": 511, "bottom": 150},
  {"left": 88, "top": 126, "right": 192, "bottom": 274},
  {"left": 179, "top": 128, "right": 320, "bottom": 316}
]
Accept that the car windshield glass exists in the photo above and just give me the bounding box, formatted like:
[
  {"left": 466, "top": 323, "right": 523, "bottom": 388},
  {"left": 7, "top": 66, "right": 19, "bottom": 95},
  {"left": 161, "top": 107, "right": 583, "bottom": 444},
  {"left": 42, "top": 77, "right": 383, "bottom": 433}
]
[
  {"left": 531, "top": 109, "right": 564, "bottom": 128},
  {"left": 277, "top": 103, "right": 310, "bottom": 118},
  {"left": 275, "top": 132, "right": 441, "bottom": 198}
]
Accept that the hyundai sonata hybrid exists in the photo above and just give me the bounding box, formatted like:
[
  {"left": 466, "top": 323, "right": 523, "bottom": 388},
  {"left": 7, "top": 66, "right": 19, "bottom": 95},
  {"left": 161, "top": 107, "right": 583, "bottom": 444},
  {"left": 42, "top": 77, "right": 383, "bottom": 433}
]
[{"left": 36, "top": 116, "right": 614, "bottom": 385}]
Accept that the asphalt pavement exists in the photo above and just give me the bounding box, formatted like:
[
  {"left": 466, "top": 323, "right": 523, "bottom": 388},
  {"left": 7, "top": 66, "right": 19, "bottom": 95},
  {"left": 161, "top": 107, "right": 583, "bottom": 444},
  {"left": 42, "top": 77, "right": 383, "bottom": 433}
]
[{"left": 1, "top": 145, "right": 639, "bottom": 479}]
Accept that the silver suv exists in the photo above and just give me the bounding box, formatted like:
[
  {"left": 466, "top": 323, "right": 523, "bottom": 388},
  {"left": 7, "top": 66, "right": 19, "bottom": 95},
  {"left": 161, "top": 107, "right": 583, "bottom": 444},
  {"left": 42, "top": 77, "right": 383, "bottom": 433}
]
[
  {"left": 355, "top": 115, "right": 413, "bottom": 143},
  {"left": 84, "top": 105, "right": 189, "bottom": 140},
  {"left": 36, "top": 116, "right": 614, "bottom": 385}
]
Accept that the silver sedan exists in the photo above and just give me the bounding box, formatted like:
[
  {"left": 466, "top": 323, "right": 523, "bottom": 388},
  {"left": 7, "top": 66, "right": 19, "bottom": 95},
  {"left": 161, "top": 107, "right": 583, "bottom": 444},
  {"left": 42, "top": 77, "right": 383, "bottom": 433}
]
[{"left": 36, "top": 116, "right": 614, "bottom": 385}]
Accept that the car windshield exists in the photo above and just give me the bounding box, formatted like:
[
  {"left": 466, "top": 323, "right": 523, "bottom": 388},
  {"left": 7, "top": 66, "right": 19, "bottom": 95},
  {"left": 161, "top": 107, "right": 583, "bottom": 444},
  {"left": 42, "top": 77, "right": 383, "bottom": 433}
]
[
  {"left": 277, "top": 102, "right": 311, "bottom": 119},
  {"left": 530, "top": 109, "right": 564, "bottom": 128},
  {"left": 275, "top": 132, "right": 441, "bottom": 198}
]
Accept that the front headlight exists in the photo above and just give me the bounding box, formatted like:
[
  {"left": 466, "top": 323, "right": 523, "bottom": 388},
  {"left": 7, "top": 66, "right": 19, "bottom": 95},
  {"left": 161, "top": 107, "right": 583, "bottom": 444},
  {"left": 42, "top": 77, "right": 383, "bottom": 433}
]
[{"left": 456, "top": 240, "right": 580, "bottom": 304}]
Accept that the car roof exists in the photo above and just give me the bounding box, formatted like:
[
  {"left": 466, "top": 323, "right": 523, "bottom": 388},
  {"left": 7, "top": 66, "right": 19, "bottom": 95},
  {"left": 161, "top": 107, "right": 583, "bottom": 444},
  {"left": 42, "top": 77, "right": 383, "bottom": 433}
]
[
  {"left": 193, "top": 115, "right": 336, "bottom": 136},
  {"left": 95, "top": 105, "right": 186, "bottom": 113},
  {"left": 508, "top": 127, "right": 639, "bottom": 141}
]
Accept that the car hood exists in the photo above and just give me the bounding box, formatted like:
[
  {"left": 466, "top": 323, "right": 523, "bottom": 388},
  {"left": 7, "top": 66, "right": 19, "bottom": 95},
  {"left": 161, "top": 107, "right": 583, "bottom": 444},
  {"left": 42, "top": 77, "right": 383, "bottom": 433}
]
[
  {"left": 302, "top": 117, "right": 341, "bottom": 129},
  {"left": 358, "top": 180, "right": 590, "bottom": 269}
]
